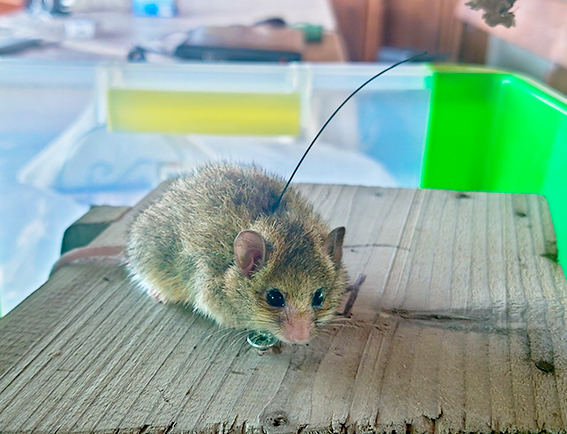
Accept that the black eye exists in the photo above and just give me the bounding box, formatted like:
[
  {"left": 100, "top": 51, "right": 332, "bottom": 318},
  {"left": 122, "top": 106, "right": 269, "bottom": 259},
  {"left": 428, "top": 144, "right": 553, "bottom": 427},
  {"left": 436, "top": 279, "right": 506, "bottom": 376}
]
[
  {"left": 312, "top": 288, "right": 325, "bottom": 308},
  {"left": 266, "top": 288, "right": 285, "bottom": 308}
]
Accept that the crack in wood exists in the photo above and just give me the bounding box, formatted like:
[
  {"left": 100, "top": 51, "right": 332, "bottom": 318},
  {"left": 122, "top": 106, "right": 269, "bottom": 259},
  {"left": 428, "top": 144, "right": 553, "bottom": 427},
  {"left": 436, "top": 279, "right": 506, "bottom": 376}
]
[
  {"left": 344, "top": 243, "right": 410, "bottom": 251},
  {"left": 541, "top": 240, "right": 559, "bottom": 264},
  {"left": 162, "top": 421, "right": 176, "bottom": 434},
  {"left": 228, "top": 415, "right": 238, "bottom": 432},
  {"left": 385, "top": 308, "right": 490, "bottom": 322}
]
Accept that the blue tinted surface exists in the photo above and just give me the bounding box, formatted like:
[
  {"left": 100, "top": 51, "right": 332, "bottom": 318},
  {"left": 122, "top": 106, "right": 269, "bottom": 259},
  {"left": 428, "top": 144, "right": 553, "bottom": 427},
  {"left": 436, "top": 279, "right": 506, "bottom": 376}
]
[
  {"left": 357, "top": 89, "right": 431, "bottom": 188},
  {"left": 0, "top": 83, "right": 92, "bottom": 315}
]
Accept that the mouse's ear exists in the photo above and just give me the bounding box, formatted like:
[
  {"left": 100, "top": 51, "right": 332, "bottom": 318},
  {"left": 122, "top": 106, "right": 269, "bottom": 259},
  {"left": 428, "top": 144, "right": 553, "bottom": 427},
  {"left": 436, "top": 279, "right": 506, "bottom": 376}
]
[
  {"left": 234, "top": 230, "right": 267, "bottom": 278},
  {"left": 324, "top": 227, "right": 345, "bottom": 265}
]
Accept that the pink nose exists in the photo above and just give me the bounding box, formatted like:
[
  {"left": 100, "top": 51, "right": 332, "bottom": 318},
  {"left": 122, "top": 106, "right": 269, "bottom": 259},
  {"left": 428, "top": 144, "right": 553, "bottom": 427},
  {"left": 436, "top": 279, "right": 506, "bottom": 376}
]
[{"left": 282, "top": 318, "right": 313, "bottom": 344}]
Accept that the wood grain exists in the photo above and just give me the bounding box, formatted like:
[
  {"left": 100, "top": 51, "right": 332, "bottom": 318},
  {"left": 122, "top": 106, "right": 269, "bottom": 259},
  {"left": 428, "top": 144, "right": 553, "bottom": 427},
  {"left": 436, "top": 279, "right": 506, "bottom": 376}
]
[
  {"left": 1, "top": 185, "right": 566, "bottom": 433},
  {"left": 383, "top": 0, "right": 461, "bottom": 56},
  {"left": 362, "top": 0, "right": 385, "bottom": 62},
  {"left": 330, "top": 0, "right": 372, "bottom": 61}
]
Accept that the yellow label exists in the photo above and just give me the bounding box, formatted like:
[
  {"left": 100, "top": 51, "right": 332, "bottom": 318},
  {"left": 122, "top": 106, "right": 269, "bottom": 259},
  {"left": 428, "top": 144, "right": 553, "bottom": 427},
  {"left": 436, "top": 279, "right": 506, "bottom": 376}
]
[{"left": 107, "top": 89, "right": 301, "bottom": 136}]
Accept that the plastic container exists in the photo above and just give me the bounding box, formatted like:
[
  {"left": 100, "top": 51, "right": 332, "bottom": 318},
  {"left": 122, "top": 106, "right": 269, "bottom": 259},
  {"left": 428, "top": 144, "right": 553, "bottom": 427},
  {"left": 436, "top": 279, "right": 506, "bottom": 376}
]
[
  {"left": 9, "top": 61, "right": 567, "bottom": 316},
  {"left": 99, "top": 63, "right": 567, "bottom": 266},
  {"left": 100, "top": 63, "right": 307, "bottom": 136},
  {"left": 0, "top": 60, "right": 94, "bottom": 316},
  {"left": 20, "top": 63, "right": 432, "bottom": 206},
  {"left": 423, "top": 64, "right": 567, "bottom": 266}
]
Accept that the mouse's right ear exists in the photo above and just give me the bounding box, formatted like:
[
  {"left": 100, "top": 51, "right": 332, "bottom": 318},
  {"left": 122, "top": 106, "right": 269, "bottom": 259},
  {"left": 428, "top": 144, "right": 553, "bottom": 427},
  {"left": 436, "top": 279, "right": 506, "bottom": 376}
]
[
  {"left": 234, "top": 230, "right": 267, "bottom": 278},
  {"left": 324, "top": 226, "right": 345, "bottom": 266}
]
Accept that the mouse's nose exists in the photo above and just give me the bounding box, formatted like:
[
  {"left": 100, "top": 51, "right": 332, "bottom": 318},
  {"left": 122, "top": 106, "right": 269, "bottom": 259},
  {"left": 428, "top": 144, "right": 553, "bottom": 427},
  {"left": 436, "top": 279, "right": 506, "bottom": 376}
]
[{"left": 282, "top": 317, "right": 313, "bottom": 344}]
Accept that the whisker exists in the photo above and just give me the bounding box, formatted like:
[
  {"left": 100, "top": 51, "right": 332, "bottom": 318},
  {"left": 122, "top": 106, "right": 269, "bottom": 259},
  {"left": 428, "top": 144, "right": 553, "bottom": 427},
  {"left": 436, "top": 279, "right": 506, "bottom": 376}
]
[
  {"left": 203, "top": 327, "right": 234, "bottom": 344},
  {"left": 312, "top": 334, "right": 334, "bottom": 344},
  {"left": 230, "top": 331, "right": 254, "bottom": 352},
  {"left": 211, "top": 329, "right": 237, "bottom": 347},
  {"left": 326, "top": 317, "right": 355, "bottom": 323},
  {"left": 330, "top": 323, "right": 362, "bottom": 329},
  {"left": 226, "top": 330, "right": 250, "bottom": 350}
]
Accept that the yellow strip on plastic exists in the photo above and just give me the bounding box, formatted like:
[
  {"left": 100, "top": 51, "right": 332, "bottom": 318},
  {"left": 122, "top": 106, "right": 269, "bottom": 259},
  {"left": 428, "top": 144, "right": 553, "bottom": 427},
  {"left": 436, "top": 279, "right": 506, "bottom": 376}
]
[{"left": 107, "top": 89, "right": 301, "bottom": 136}]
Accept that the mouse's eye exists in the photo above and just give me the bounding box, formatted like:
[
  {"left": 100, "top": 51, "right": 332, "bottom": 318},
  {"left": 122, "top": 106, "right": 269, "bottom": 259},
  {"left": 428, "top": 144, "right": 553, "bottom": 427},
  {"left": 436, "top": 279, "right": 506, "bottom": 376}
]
[
  {"left": 266, "top": 288, "right": 285, "bottom": 308},
  {"left": 312, "top": 288, "right": 325, "bottom": 308}
]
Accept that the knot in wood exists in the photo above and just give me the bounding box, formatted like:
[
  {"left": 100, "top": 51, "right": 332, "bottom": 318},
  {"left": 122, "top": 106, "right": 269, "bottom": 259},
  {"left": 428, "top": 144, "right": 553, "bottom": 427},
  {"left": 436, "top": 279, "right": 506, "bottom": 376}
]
[{"left": 262, "top": 410, "right": 292, "bottom": 433}]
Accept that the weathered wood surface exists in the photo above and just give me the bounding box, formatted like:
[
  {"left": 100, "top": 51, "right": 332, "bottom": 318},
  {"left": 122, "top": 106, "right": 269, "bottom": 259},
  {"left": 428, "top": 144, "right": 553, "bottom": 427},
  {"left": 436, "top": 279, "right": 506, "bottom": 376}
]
[{"left": 1, "top": 185, "right": 567, "bottom": 434}]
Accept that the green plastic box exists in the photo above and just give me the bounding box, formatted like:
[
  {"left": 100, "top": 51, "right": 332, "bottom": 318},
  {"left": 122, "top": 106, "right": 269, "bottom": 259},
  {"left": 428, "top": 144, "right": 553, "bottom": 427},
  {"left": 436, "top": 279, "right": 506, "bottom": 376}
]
[{"left": 422, "top": 65, "right": 567, "bottom": 266}]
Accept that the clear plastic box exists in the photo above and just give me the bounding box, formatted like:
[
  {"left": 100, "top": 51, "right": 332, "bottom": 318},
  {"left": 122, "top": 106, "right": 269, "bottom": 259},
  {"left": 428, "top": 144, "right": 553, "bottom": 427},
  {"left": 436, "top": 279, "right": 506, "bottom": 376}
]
[
  {"left": 19, "top": 62, "right": 432, "bottom": 206},
  {"left": 7, "top": 61, "right": 432, "bottom": 315},
  {"left": 10, "top": 61, "right": 567, "bottom": 317}
]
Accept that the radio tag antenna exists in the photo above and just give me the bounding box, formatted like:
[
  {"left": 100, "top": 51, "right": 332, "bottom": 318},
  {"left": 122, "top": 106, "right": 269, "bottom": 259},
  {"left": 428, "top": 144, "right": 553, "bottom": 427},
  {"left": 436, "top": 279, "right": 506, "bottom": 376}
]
[{"left": 273, "top": 52, "right": 427, "bottom": 211}]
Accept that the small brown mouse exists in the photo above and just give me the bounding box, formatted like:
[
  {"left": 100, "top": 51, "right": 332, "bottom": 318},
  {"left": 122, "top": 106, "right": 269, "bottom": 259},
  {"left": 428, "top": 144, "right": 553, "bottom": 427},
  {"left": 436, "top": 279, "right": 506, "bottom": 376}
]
[
  {"left": 126, "top": 163, "right": 347, "bottom": 345},
  {"left": 54, "top": 55, "right": 422, "bottom": 347}
]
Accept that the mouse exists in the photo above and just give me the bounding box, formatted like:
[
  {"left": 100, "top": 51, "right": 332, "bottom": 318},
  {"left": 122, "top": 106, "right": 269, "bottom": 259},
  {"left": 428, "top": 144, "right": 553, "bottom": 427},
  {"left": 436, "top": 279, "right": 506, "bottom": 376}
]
[
  {"left": 125, "top": 163, "right": 347, "bottom": 345},
  {"left": 51, "top": 53, "right": 425, "bottom": 349}
]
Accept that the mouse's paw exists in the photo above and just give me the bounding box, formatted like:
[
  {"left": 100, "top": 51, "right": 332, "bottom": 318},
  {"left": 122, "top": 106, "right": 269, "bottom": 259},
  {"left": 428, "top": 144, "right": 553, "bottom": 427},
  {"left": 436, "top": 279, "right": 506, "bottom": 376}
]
[
  {"left": 256, "top": 341, "right": 284, "bottom": 355},
  {"left": 148, "top": 287, "right": 169, "bottom": 304}
]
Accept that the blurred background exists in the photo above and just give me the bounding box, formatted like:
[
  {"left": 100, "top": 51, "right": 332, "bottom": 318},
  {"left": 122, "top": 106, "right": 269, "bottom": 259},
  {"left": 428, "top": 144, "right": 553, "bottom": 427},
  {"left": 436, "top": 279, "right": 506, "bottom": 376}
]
[
  {"left": 0, "top": 0, "right": 563, "bottom": 88},
  {"left": 1, "top": 0, "right": 566, "bottom": 315}
]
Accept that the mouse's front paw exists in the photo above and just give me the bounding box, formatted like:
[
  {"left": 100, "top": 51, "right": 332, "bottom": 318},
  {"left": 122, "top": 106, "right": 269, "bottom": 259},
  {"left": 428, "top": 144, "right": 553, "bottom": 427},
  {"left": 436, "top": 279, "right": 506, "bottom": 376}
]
[{"left": 148, "top": 287, "right": 170, "bottom": 304}]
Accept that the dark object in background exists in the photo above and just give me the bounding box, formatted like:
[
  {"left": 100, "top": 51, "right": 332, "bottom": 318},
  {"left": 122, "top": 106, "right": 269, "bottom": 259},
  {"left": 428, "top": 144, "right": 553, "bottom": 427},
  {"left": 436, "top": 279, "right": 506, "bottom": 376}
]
[
  {"left": 293, "top": 23, "right": 323, "bottom": 43},
  {"left": 127, "top": 46, "right": 147, "bottom": 62},
  {"left": 255, "top": 18, "right": 323, "bottom": 43},
  {"left": 378, "top": 47, "right": 449, "bottom": 63},
  {"left": 465, "top": 0, "right": 516, "bottom": 28},
  {"left": 0, "top": 37, "right": 41, "bottom": 54},
  {"left": 174, "top": 25, "right": 303, "bottom": 62},
  {"left": 25, "top": 0, "right": 72, "bottom": 14},
  {"left": 254, "top": 17, "right": 287, "bottom": 27}
]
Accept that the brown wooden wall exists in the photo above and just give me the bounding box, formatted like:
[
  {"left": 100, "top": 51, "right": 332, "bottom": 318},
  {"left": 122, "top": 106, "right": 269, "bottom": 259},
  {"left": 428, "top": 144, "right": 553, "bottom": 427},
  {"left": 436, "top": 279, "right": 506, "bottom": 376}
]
[
  {"left": 331, "top": 0, "right": 462, "bottom": 61},
  {"left": 0, "top": 0, "right": 22, "bottom": 14}
]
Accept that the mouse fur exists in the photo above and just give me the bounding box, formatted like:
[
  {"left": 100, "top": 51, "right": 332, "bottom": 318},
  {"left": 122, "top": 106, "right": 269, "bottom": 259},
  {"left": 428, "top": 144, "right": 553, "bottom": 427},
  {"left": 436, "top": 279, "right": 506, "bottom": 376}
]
[{"left": 126, "top": 163, "right": 347, "bottom": 344}]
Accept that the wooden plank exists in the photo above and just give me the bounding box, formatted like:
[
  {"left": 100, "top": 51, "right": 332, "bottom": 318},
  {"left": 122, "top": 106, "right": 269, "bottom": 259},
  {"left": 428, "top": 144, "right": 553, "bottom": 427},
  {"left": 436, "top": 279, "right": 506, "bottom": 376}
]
[
  {"left": 61, "top": 205, "right": 130, "bottom": 254},
  {"left": 330, "top": 0, "right": 369, "bottom": 61},
  {"left": 383, "top": 0, "right": 443, "bottom": 54},
  {"left": 458, "top": 23, "right": 489, "bottom": 64},
  {"left": 1, "top": 185, "right": 567, "bottom": 433},
  {"left": 303, "top": 32, "right": 349, "bottom": 62},
  {"left": 546, "top": 65, "right": 567, "bottom": 95},
  {"left": 438, "top": 0, "right": 461, "bottom": 55},
  {"left": 485, "top": 194, "right": 515, "bottom": 433},
  {"left": 362, "top": 0, "right": 384, "bottom": 62}
]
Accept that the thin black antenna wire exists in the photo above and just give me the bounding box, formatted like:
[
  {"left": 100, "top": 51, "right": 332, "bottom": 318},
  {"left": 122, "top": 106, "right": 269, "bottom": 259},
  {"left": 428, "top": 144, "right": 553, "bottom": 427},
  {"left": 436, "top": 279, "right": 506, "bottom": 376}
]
[{"left": 273, "top": 52, "right": 427, "bottom": 211}]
